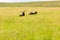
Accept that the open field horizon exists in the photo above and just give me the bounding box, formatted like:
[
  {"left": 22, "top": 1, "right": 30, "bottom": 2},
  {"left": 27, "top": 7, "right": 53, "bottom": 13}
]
[
  {"left": 0, "top": 1, "right": 60, "bottom": 7},
  {"left": 0, "top": 7, "right": 60, "bottom": 40}
]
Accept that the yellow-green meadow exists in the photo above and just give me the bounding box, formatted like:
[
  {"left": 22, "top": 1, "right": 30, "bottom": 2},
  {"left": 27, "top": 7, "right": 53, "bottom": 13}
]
[{"left": 0, "top": 7, "right": 60, "bottom": 40}]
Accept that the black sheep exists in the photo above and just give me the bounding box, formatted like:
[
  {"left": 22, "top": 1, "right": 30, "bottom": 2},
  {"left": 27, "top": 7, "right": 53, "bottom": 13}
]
[
  {"left": 19, "top": 11, "right": 25, "bottom": 16},
  {"left": 29, "top": 11, "right": 37, "bottom": 15}
]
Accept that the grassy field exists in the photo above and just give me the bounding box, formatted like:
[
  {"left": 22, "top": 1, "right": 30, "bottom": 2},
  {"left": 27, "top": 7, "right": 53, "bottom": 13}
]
[
  {"left": 0, "top": 7, "right": 60, "bottom": 40},
  {"left": 0, "top": 1, "right": 60, "bottom": 7}
]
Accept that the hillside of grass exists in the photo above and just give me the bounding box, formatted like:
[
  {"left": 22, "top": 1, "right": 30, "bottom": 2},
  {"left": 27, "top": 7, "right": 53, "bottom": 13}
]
[{"left": 0, "top": 1, "right": 60, "bottom": 7}]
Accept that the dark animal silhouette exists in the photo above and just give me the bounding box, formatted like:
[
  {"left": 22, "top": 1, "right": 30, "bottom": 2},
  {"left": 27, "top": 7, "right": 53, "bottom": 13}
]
[
  {"left": 29, "top": 11, "right": 37, "bottom": 15},
  {"left": 19, "top": 11, "right": 25, "bottom": 16}
]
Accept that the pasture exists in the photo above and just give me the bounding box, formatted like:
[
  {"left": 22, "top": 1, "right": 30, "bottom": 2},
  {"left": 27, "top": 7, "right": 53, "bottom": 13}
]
[
  {"left": 0, "top": 1, "right": 60, "bottom": 7},
  {"left": 0, "top": 7, "right": 60, "bottom": 40}
]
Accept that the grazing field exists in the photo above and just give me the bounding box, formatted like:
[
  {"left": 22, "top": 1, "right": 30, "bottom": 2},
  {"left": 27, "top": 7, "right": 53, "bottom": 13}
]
[
  {"left": 0, "top": 1, "right": 60, "bottom": 7},
  {"left": 0, "top": 7, "right": 60, "bottom": 40}
]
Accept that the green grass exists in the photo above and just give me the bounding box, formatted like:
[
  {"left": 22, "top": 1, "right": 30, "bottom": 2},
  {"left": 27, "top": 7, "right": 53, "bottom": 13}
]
[
  {"left": 0, "top": 7, "right": 60, "bottom": 40},
  {"left": 0, "top": 1, "right": 60, "bottom": 7},
  {"left": 0, "top": 11, "right": 60, "bottom": 40}
]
